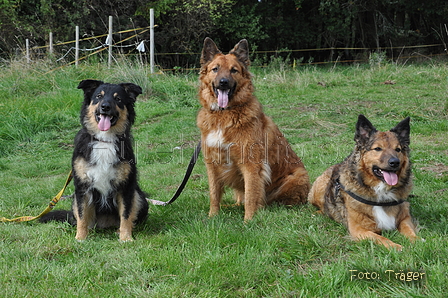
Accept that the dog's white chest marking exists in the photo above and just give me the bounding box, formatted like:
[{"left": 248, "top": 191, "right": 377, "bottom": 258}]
[
  {"left": 373, "top": 182, "right": 397, "bottom": 202},
  {"left": 206, "top": 129, "right": 226, "bottom": 148},
  {"left": 371, "top": 182, "right": 398, "bottom": 230},
  {"left": 87, "top": 140, "right": 119, "bottom": 197},
  {"left": 372, "top": 206, "right": 396, "bottom": 230}
]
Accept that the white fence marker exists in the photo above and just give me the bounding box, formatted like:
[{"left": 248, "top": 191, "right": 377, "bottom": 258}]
[
  {"left": 108, "top": 16, "right": 113, "bottom": 68},
  {"left": 75, "top": 26, "right": 79, "bottom": 67},
  {"left": 49, "top": 32, "right": 53, "bottom": 56},
  {"left": 150, "top": 9, "right": 155, "bottom": 73},
  {"left": 26, "top": 39, "right": 30, "bottom": 63}
]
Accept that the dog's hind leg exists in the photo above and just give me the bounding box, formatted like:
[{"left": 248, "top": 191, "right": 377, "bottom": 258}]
[
  {"left": 308, "top": 167, "right": 334, "bottom": 211},
  {"left": 234, "top": 189, "right": 244, "bottom": 205},
  {"left": 269, "top": 167, "right": 310, "bottom": 205}
]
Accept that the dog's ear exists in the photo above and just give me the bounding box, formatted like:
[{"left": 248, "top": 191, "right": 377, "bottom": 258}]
[
  {"left": 229, "top": 39, "right": 250, "bottom": 67},
  {"left": 120, "top": 83, "right": 143, "bottom": 102},
  {"left": 200, "top": 37, "right": 222, "bottom": 66},
  {"left": 355, "top": 114, "right": 377, "bottom": 145},
  {"left": 77, "top": 80, "right": 104, "bottom": 101},
  {"left": 390, "top": 117, "right": 411, "bottom": 146}
]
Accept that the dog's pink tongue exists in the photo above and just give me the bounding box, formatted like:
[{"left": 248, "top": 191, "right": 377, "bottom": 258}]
[
  {"left": 217, "top": 89, "right": 229, "bottom": 108},
  {"left": 383, "top": 171, "right": 398, "bottom": 186},
  {"left": 98, "top": 115, "right": 111, "bottom": 131}
]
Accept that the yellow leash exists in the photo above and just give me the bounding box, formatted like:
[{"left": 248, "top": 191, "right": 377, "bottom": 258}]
[{"left": 0, "top": 171, "right": 73, "bottom": 223}]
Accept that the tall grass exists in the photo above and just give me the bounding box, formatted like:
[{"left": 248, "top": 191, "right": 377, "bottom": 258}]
[{"left": 0, "top": 58, "right": 447, "bottom": 297}]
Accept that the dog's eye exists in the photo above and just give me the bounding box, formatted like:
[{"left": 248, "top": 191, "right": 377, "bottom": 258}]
[
  {"left": 96, "top": 93, "right": 103, "bottom": 99},
  {"left": 115, "top": 97, "right": 121, "bottom": 102},
  {"left": 230, "top": 68, "right": 238, "bottom": 74},
  {"left": 395, "top": 148, "right": 401, "bottom": 153},
  {"left": 373, "top": 147, "right": 382, "bottom": 151},
  {"left": 212, "top": 67, "right": 218, "bottom": 73}
]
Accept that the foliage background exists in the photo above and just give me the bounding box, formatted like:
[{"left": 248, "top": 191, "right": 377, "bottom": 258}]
[{"left": 1, "top": 0, "right": 448, "bottom": 68}]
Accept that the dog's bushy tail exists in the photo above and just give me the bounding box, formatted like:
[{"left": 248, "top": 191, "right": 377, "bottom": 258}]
[{"left": 39, "top": 210, "right": 76, "bottom": 225}]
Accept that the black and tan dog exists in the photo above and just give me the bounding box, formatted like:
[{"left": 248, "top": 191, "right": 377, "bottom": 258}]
[
  {"left": 308, "top": 115, "right": 419, "bottom": 250},
  {"left": 40, "top": 80, "right": 148, "bottom": 241}
]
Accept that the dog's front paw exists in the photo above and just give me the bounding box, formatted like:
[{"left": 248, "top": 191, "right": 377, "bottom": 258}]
[
  {"left": 119, "top": 234, "right": 134, "bottom": 242},
  {"left": 407, "top": 235, "right": 425, "bottom": 244},
  {"left": 118, "top": 230, "right": 134, "bottom": 242},
  {"left": 412, "top": 236, "right": 426, "bottom": 243},
  {"left": 388, "top": 243, "right": 403, "bottom": 252},
  {"left": 208, "top": 209, "right": 219, "bottom": 218},
  {"left": 119, "top": 238, "right": 134, "bottom": 243},
  {"left": 75, "top": 230, "right": 88, "bottom": 241}
]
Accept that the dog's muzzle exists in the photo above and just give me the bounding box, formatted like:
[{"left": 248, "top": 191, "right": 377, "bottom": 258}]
[
  {"left": 95, "top": 102, "right": 118, "bottom": 131},
  {"left": 213, "top": 78, "right": 235, "bottom": 109},
  {"left": 373, "top": 166, "right": 398, "bottom": 186}
]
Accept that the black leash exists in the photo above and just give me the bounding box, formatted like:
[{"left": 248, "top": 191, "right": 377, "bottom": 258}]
[
  {"left": 148, "top": 141, "right": 201, "bottom": 206},
  {"left": 335, "top": 179, "right": 405, "bottom": 207}
]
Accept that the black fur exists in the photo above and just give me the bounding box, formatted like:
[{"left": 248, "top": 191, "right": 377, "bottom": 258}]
[
  {"left": 40, "top": 80, "right": 148, "bottom": 241},
  {"left": 320, "top": 115, "right": 412, "bottom": 221},
  {"left": 40, "top": 210, "right": 76, "bottom": 225}
]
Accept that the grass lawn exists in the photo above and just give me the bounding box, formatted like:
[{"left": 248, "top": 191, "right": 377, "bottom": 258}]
[{"left": 0, "top": 59, "right": 447, "bottom": 297}]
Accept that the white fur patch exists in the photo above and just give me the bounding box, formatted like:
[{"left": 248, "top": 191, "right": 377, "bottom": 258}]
[
  {"left": 373, "top": 182, "right": 398, "bottom": 202},
  {"left": 94, "top": 131, "right": 117, "bottom": 143},
  {"left": 206, "top": 129, "right": 226, "bottom": 148},
  {"left": 373, "top": 206, "right": 396, "bottom": 230},
  {"left": 87, "top": 139, "right": 119, "bottom": 208},
  {"left": 261, "top": 162, "right": 272, "bottom": 185}
]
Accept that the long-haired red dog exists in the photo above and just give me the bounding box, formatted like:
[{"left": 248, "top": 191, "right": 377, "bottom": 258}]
[{"left": 197, "top": 38, "right": 310, "bottom": 221}]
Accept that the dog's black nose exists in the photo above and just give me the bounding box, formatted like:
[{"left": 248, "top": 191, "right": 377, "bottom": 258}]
[
  {"left": 388, "top": 157, "right": 400, "bottom": 168},
  {"left": 101, "top": 102, "right": 111, "bottom": 112},
  {"left": 219, "top": 78, "right": 229, "bottom": 88}
]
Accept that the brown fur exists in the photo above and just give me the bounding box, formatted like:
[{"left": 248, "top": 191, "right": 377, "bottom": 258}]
[
  {"left": 197, "top": 38, "right": 310, "bottom": 221},
  {"left": 40, "top": 80, "right": 148, "bottom": 242},
  {"left": 308, "top": 115, "right": 419, "bottom": 250}
]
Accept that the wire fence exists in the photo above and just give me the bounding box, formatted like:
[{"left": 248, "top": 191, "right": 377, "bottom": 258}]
[
  {"left": 151, "top": 44, "right": 447, "bottom": 72},
  {"left": 23, "top": 24, "right": 447, "bottom": 74}
]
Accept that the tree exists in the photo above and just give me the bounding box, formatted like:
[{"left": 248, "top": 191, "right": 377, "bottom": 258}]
[{"left": 0, "top": 0, "right": 446, "bottom": 65}]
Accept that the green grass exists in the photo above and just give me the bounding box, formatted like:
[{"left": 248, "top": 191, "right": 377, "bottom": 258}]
[{"left": 1, "top": 59, "right": 447, "bottom": 297}]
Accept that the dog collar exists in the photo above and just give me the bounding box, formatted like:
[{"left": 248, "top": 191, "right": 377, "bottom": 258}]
[
  {"left": 211, "top": 102, "right": 246, "bottom": 111},
  {"left": 91, "top": 134, "right": 126, "bottom": 143},
  {"left": 335, "top": 179, "right": 405, "bottom": 207},
  {"left": 212, "top": 106, "right": 235, "bottom": 111}
]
